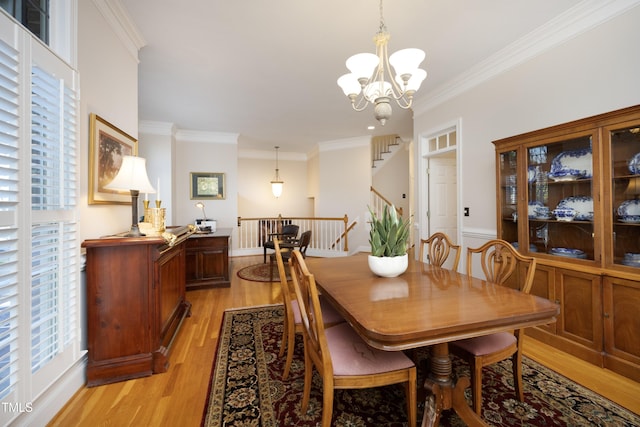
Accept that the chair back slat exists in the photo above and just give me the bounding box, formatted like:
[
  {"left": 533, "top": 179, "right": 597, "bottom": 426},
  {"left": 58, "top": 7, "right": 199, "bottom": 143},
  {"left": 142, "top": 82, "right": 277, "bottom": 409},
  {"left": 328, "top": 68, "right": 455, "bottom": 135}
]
[
  {"left": 420, "top": 232, "right": 461, "bottom": 270},
  {"left": 290, "top": 250, "right": 331, "bottom": 372},
  {"left": 466, "top": 239, "right": 536, "bottom": 293}
]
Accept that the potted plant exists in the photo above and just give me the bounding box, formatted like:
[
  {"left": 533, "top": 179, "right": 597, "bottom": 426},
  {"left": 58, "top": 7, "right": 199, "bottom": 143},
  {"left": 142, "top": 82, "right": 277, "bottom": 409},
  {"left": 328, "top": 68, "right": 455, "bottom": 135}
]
[{"left": 368, "top": 204, "right": 411, "bottom": 277}]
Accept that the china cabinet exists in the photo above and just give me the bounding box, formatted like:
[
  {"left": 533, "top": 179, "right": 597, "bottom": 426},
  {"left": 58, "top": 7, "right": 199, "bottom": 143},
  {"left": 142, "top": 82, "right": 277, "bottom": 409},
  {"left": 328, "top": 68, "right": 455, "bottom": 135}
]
[{"left": 493, "top": 105, "right": 640, "bottom": 381}]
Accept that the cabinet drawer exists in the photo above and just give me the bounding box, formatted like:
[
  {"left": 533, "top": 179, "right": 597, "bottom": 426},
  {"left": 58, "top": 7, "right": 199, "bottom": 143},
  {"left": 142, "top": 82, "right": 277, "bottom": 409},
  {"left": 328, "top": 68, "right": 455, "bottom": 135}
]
[{"left": 187, "top": 235, "right": 227, "bottom": 249}]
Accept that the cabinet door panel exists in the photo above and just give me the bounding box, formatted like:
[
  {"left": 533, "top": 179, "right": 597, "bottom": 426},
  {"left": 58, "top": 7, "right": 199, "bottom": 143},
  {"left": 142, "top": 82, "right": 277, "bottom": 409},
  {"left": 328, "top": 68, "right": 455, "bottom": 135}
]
[
  {"left": 603, "top": 277, "right": 640, "bottom": 365},
  {"left": 157, "top": 246, "right": 185, "bottom": 341},
  {"left": 200, "top": 249, "right": 227, "bottom": 279},
  {"left": 88, "top": 246, "right": 151, "bottom": 360},
  {"left": 529, "top": 264, "right": 556, "bottom": 334},
  {"left": 185, "top": 251, "right": 198, "bottom": 281},
  {"left": 556, "top": 269, "right": 602, "bottom": 350}
]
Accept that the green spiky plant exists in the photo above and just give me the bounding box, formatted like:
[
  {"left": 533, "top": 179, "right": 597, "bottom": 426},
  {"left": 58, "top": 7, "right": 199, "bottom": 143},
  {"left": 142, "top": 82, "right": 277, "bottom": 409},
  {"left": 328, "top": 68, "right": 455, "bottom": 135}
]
[{"left": 368, "top": 205, "right": 411, "bottom": 257}]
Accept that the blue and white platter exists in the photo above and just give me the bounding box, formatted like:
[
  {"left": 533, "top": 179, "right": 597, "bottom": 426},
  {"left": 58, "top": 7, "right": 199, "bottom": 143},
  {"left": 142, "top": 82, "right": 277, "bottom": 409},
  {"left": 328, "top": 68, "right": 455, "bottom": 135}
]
[
  {"left": 628, "top": 152, "right": 640, "bottom": 175},
  {"left": 549, "top": 148, "right": 593, "bottom": 181},
  {"left": 549, "top": 148, "right": 592, "bottom": 181},
  {"left": 617, "top": 199, "right": 640, "bottom": 219},
  {"left": 621, "top": 260, "right": 640, "bottom": 267},
  {"left": 511, "top": 242, "right": 538, "bottom": 252},
  {"left": 619, "top": 215, "right": 640, "bottom": 224},
  {"left": 550, "top": 247, "right": 587, "bottom": 259},
  {"left": 555, "top": 196, "right": 594, "bottom": 221},
  {"left": 622, "top": 253, "right": 640, "bottom": 267},
  {"left": 528, "top": 200, "right": 544, "bottom": 218}
]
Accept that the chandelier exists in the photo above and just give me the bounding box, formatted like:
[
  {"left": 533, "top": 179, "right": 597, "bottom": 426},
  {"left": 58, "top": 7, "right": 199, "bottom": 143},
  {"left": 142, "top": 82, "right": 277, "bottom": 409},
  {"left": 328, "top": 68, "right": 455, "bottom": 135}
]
[
  {"left": 337, "top": 0, "right": 426, "bottom": 126},
  {"left": 271, "top": 146, "right": 284, "bottom": 198}
]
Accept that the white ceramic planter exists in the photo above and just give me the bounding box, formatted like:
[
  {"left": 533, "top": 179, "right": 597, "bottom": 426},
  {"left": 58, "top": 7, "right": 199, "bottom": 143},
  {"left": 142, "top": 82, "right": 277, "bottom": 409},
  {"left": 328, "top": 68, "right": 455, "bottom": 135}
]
[{"left": 368, "top": 254, "right": 408, "bottom": 278}]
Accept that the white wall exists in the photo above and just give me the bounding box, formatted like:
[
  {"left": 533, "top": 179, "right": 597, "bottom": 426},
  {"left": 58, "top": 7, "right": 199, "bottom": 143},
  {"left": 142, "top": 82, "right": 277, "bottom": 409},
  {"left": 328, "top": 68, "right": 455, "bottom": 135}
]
[
  {"left": 317, "top": 138, "right": 372, "bottom": 252},
  {"left": 414, "top": 5, "right": 640, "bottom": 254},
  {"left": 79, "top": 1, "right": 140, "bottom": 241},
  {"left": 172, "top": 133, "right": 239, "bottom": 235},
  {"left": 138, "top": 122, "right": 176, "bottom": 226},
  {"left": 237, "top": 151, "right": 313, "bottom": 218},
  {"left": 372, "top": 142, "right": 411, "bottom": 217}
]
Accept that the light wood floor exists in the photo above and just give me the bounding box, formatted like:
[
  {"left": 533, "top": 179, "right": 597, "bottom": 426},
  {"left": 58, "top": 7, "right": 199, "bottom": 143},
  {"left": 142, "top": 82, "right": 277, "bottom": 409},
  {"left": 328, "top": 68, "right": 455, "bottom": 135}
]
[{"left": 49, "top": 255, "right": 640, "bottom": 426}]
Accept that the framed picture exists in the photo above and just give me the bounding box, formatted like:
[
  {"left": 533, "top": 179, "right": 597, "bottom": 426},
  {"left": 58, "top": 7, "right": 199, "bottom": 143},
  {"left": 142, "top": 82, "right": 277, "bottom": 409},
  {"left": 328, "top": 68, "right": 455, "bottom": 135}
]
[
  {"left": 191, "top": 172, "right": 225, "bottom": 200},
  {"left": 88, "top": 113, "right": 138, "bottom": 204}
]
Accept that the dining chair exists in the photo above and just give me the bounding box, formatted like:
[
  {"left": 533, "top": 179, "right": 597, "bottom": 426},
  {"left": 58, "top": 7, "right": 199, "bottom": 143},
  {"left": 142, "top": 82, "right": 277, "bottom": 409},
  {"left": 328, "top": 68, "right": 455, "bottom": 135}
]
[
  {"left": 289, "top": 250, "right": 417, "bottom": 427},
  {"left": 272, "top": 239, "right": 343, "bottom": 380},
  {"left": 450, "top": 238, "right": 537, "bottom": 415},
  {"left": 419, "top": 232, "right": 461, "bottom": 270},
  {"left": 263, "top": 223, "right": 299, "bottom": 263},
  {"left": 269, "top": 230, "right": 311, "bottom": 283}
]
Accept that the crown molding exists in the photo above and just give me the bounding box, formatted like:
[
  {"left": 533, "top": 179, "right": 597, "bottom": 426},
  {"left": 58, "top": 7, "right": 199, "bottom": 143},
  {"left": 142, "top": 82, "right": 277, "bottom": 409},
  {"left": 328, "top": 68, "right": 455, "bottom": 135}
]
[
  {"left": 138, "top": 121, "right": 176, "bottom": 136},
  {"left": 413, "top": 0, "right": 640, "bottom": 116},
  {"left": 318, "top": 136, "right": 370, "bottom": 152},
  {"left": 239, "top": 149, "right": 307, "bottom": 161},
  {"left": 93, "top": 0, "right": 146, "bottom": 62},
  {"left": 175, "top": 130, "right": 239, "bottom": 144}
]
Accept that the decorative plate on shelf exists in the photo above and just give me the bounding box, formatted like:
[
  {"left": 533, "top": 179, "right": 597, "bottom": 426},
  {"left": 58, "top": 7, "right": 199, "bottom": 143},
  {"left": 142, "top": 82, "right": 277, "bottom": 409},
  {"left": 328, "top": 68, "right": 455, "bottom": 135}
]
[
  {"left": 618, "top": 215, "right": 640, "bottom": 223},
  {"left": 555, "top": 196, "right": 594, "bottom": 221},
  {"left": 622, "top": 253, "right": 640, "bottom": 267},
  {"left": 621, "top": 260, "right": 640, "bottom": 267},
  {"left": 550, "top": 247, "right": 587, "bottom": 259},
  {"left": 617, "top": 199, "right": 640, "bottom": 218},
  {"left": 628, "top": 152, "right": 640, "bottom": 175},
  {"left": 510, "top": 242, "right": 538, "bottom": 252},
  {"left": 549, "top": 148, "right": 592, "bottom": 180},
  {"left": 528, "top": 200, "right": 544, "bottom": 218}
]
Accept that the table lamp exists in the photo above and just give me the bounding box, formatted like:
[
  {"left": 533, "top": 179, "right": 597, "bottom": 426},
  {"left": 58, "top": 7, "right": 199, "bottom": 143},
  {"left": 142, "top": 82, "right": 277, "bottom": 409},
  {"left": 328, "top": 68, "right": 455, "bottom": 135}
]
[{"left": 105, "top": 155, "right": 156, "bottom": 237}]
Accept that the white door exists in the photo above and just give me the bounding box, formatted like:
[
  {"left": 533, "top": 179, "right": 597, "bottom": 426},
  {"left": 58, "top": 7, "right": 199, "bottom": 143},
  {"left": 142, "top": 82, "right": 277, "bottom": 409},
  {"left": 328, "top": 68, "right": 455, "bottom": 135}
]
[{"left": 428, "top": 154, "right": 458, "bottom": 243}]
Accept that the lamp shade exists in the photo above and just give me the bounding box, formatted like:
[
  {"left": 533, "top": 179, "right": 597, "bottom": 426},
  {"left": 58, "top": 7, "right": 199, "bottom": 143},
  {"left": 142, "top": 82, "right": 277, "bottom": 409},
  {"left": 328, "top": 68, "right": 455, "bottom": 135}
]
[
  {"left": 337, "top": 73, "right": 362, "bottom": 97},
  {"left": 346, "top": 53, "right": 379, "bottom": 80},
  {"left": 271, "top": 181, "right": 283, "bottom": 198},
  {"left": 389, "top": 48, "right": 425, "bottom": 77},
  {"left": 396, "top": 68, "right": 427, "bottom": 92},
  {"left": 104, "top": 156, "right": 156, "bottom": 193},
  {"left": 363, "top": 80, "right": 392, "bottom": 102}
]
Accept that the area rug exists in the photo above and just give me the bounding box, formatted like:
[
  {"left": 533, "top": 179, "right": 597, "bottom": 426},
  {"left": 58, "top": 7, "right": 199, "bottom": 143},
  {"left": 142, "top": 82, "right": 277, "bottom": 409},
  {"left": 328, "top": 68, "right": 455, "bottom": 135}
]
[
  {"left": 237, "top": 263, "right": 289, "bottom": 282},
  {"left": 202, "top": 305, "right": 640, "bottom": 427}
]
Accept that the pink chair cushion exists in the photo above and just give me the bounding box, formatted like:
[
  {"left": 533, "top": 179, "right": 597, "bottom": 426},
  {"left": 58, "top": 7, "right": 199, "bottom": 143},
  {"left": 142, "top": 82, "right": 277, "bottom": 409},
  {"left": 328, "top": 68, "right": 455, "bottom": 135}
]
[
  {"left": 325, "top": 323, "right": 414, "bottom": 376},
  {"left": 291, "top": 295, "right": 344, "bottom": 326},
  {"left": 452, "top": 332, "right": 517, "bottom": 356}
]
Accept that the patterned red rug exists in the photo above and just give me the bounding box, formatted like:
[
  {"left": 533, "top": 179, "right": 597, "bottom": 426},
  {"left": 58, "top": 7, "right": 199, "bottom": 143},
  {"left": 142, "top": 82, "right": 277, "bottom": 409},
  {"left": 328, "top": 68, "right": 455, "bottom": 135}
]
[
  {"left": 237, "top": 263, "right": 289, "bottom": 282},
  {"left": 202, "top": 305, "right": 640, "bottom": 426}
]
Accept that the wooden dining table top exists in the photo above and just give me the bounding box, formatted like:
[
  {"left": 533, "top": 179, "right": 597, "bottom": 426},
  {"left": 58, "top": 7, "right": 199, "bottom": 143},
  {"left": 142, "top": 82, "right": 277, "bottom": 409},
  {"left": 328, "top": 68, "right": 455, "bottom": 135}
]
[{"left": 306, "top": 253, "right": 559, "bottom": 351}]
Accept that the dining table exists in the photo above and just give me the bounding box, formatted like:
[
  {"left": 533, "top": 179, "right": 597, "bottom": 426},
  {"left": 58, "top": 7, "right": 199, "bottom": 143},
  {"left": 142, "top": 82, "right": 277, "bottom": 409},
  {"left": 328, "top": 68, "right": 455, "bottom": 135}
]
[{"left": 306, "top": 253, "right": 559, "bottom": 427}]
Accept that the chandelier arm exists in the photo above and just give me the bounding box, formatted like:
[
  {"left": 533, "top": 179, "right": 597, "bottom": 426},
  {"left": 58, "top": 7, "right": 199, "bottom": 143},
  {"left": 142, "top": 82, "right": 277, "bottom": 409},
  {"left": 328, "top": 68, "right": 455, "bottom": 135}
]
[
  {"left": 381, "top": 41, "right": 405, "bottom": 97},
  {"left": 349, "top": 94, "right": 371, "bottom": 111}
]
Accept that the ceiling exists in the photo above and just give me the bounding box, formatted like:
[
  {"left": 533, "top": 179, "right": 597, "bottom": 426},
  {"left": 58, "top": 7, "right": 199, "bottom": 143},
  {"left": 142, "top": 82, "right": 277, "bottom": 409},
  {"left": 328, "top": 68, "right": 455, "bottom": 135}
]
[{"left": 119, "top": 0, "right": 581, "bottom": 154}]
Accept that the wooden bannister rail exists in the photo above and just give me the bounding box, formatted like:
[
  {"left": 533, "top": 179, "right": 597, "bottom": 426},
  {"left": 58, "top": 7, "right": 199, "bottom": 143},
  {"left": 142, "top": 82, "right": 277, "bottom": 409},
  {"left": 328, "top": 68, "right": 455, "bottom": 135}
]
[
  {"left": 370, "top": 186, "right": 403, "bottom": 217},
  {"left": 237, "top": 214, "right": 353, "bottom": 255}
]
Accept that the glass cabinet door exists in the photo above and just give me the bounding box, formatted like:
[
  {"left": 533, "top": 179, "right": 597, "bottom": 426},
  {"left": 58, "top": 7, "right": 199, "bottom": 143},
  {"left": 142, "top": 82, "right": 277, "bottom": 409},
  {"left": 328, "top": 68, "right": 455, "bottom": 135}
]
[
  {"left": 498, "top": 149, "right": 519, "bottom": 245},
  {"left": 526, "top": 134, "right": 595, "bottom": 261},
  {"left": 608, "top": 123, "right": 640, "bottom": 268}
]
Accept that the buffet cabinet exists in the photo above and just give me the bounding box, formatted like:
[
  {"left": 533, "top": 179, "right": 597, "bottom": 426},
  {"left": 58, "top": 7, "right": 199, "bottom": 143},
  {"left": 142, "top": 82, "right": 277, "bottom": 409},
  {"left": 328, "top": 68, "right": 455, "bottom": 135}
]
[
  {"left": 82, "top": 227, "right": 192, "bottom": 387},
  {"left": 493, "top": 105, "right": 640, "bottom": 381},
  {"left": 185, "top": 228, "right": 231, "bottom": 289}
]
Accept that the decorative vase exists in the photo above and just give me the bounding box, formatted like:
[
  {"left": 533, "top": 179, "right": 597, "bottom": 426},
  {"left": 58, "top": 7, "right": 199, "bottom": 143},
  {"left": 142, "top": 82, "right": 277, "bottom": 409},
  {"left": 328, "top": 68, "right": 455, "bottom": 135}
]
[{"left": 368, "top": 254, "right": 408, "bottom": 278}]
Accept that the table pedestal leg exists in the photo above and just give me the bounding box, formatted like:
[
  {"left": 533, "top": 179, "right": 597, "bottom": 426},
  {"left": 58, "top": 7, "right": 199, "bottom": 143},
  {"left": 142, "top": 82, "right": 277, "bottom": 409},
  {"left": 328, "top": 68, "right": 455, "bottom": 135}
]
[{"left": 421, "top": 343, "right": 488, "bottom": 427}]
